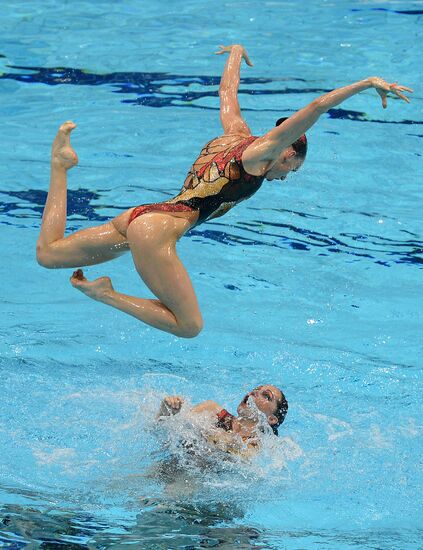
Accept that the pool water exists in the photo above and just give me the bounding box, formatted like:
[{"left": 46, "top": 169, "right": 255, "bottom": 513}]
[{"left": 0, "top": 1, "right": 422, "bottom": 548}]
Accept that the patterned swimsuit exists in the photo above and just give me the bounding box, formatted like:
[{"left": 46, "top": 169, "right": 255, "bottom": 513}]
[{"left": 128, "top": 136, "right": 264, "bottom": 227}]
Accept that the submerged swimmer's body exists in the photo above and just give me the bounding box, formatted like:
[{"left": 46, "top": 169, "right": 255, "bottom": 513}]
[
  {"left": 36, "top": 45, "right": 412, "bottom": 337},
  {"left": 157, "top": 384, "right": 288, "bottom": 457}
]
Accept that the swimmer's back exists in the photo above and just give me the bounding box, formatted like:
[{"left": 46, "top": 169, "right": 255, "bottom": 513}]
[{"left": 168, "top": 133, "right": 265, "bottom": 224}]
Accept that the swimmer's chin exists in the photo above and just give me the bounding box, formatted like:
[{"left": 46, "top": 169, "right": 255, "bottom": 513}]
[{"left": 237, "top": 401, "right": 257, "bottom": 418}]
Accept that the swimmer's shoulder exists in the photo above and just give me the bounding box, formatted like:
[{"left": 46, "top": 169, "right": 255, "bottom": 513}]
[{"left": 199, "top": 133, "right": 252, "bottom": 154}]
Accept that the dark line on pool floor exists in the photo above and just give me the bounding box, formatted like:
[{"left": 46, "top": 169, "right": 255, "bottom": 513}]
[
  {"left": 0, "top": 63, "right": 420, "bottom": 125},
  {"left": 1, "top": 189, "right": 421, "bottom": 268},
  {"left": 351, "top": 7, "right": 423, "bottom": 15}
]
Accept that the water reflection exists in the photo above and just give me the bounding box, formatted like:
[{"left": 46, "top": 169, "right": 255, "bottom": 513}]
[
  {"left": 2, "top": 497, "right": 420, "bottom": 549},
  {"left": 0, "top": 497, "right": 268, "bottom": 549}
]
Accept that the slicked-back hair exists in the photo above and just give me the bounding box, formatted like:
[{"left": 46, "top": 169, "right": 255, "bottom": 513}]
[
  {"left": 271, "top": 389, "right": 289, "bottom": 436},
  {"left": 275, "top": 117, "right": 308, "bottom": 159}
]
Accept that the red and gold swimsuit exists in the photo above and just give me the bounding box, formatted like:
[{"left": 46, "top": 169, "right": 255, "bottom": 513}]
[
  {"left": 216, "top": 408, "right": 235, "bottom": 431},
  {"left": 128, "top": 136, "right": 264, "bottom": 227}
]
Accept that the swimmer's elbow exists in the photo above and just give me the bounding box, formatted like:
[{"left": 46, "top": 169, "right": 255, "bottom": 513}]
[{"left": 312, "top": 97, "right": 327, "bottom": 115}]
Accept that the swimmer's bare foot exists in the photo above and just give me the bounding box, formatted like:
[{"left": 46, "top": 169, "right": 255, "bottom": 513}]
[
  {"left": 52, "top": 121, "right": 78, "bottom": 170},
  {"left": 70, "top": 269, "right": 114, "bottom": 302}
]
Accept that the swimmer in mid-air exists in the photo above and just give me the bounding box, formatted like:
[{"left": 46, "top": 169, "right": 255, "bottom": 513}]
[
  {"left": 157, "top": 384, "right": 288, "bottom": 456},
  {"left": 36, "top": 44, "right": 412, "bottom": 337}
]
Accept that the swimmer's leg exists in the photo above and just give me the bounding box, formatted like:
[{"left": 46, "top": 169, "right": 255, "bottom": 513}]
[
  {"left": 36, "top": 122, "right": 129, "bottom": 268},
  {"left": 70, "top": 213, "right": 203, "bottom": 338}
]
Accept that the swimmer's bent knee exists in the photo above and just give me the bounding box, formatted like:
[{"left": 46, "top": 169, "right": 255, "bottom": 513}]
[
  {"left": 177, "top": 317, "right": 204, "bottom": 338},
  {"left": 36, "top": 243, "right": 55, "bottom": 268},
  {"left": 36, "top": 242, "right": 64, "bottom": 269}
]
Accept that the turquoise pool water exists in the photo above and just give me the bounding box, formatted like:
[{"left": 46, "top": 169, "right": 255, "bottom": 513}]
[{"left": 0, "top": 1, "right": 422, "bottom": 548}]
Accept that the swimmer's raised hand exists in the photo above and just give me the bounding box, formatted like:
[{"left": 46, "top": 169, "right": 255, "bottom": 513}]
[
  {"left": 158, "top": 396, "right": 185, "bottom": 417},
  {"left": 215, "top": 44, "right": 253, "bottom": 66},
  {"left": 368, "top": 77, "right": 413, "bottom": 109}
]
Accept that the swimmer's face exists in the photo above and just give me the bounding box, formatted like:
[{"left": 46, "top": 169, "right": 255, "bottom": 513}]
[
  {"left": 265, "top": 147, "right": 303, "bottom": 181},
  {"left": 237, "top": 384, "right": 282, "bottom": 427}
]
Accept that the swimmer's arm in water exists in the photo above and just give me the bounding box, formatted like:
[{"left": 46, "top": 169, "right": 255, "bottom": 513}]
[
  {"left": 157, "top": 396, "right": 185, "bottom": 418},
  {"left": 206, "top": 430, "right": 259, "bottom": 456},
  {"left": 157, "top": 398, "right": 223, "bottom": 419},
  {"left": 244, "top": 77, "right": 413, "bottom": 165},
  {"left": 190, "top": 400, "right": 222, "bottom": 415},
  {"left": 215, "top": 44, "right": 253, "bottom": 136}
]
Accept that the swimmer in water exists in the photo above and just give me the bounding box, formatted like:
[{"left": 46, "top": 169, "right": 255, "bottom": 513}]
[
  {"left": 157, "top": 384, "right": 288, "bottom": 455},
  {"left": 36, "top": 45, "right": 412, "bottom": 337}
]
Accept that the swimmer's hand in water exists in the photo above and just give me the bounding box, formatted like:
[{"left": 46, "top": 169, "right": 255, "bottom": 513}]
[
  {"left": 367, "top": 77, "right": 413, "bottom": 109},
  {"left": 158, "top": 396, "right": 185, "bottom": 417},
  {"left": 52, "top": 121, "right": 78, "bottom": 170},
  {"left": 215, "top": 44, "right": 253, "bottom": 66},
  {"left": 70, "top": 269, "right": 114, "bottom": 301}
]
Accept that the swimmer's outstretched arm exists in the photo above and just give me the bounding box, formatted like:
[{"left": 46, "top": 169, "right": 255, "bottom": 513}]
[
  {"left": 246, "top": 76, "right": 413, "bottom": 166},
  {"left": 215, "top": 44, "right": 253, "bottom": 136},
  {"left": 157, "top": 397, "right": 221, "bottom": 419},
  {"left": 190, "top": 400, "right": 221, "bottom": 415}
]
